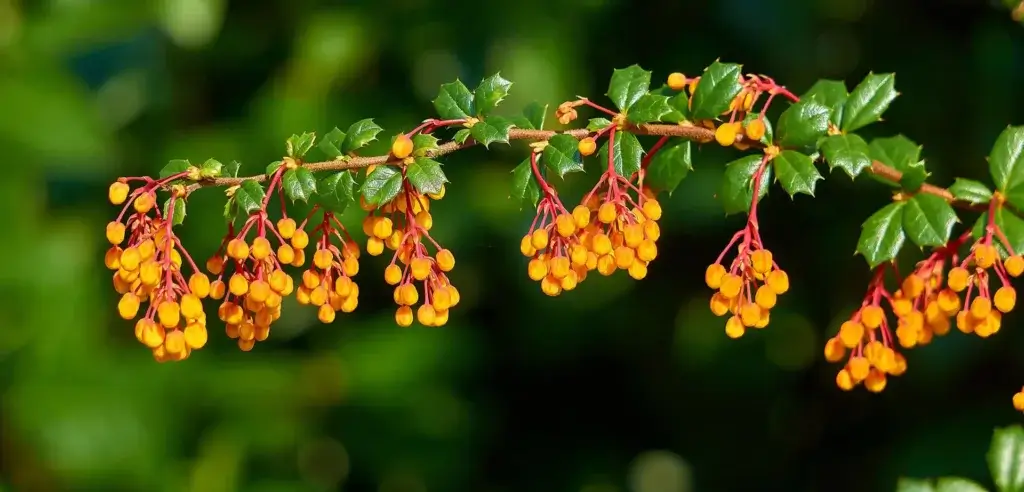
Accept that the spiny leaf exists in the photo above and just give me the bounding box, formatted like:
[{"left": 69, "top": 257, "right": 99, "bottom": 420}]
[
  {"left": 411, "top": 133, "right": 440, "bottom": 157},
  {"left": 606, "top": 65, "right": 652, "bottom": 111},
  {"left": 542, "top": 134, "right": 585, "bottom": 178},
  {"left": 281, "top": 167, "right": 317, "bottom": 203},
  {"left": 626, "top": 93, "right": 673, "bottom": 124},
  {"left": 162, "top": 197, "right": 186, "bottom": 227},
  {"left": 869, "top": 135, "right": 922, "bottom": 185},
  {"left": 406, "top": 157, "right": 448, "bottom": 195},
  {"left": 433, "top": 80, "right": 475, "bottom": 120},
  {"left": 988, "top": 125, "right": 1024, "bottom": 209},
  {"left": 234, "top": 180, "right": 266, "bottom": 216},
  {"left": 222, "top": 160, "right": 241, "bottom": 178},
  {"left": 645, "top": 140, "right": 691, "bottom": 195},
  {"left": 841, "top": 72, "right": 898, "bottom": 133},
  {"left": 902, "top": 194, "right": 957, "bottom": 247},
  {"left": 775, "top": 100, "right": 830, "bottom": 150},
  {"left": 597, "top": 131, "right": 644, "bottom": 177},
  {"left": 856, "top": 201, "right": 906, "bottom": 268},
  {"left": 948, "top": 178, "right": 993, "bottom": 205},
  {"left": 286, "top": 132, "right": 316, "bottom": 158},
  {"left": 587, "top": 118, "right": 613, "bottom": 131},
  {"left": 318, "top": 127, "right": 346, "bottom": 158},
  {"left": 719, "top": 155, "right": 771, "bottom": 216},
  {"left": 469, "top": 116, "right": 514, "bottom": 148},
  {"left": 199, "top": 158, "right": 223, "bottom": 178},
  {"left": 800, "top": 79, "right": 848, "bottom": 126},
  {"left": 821, "top": 134, "right": 872, "bottom": 179},
  {"left": 511, "top": 102, "right": 548, "bottom": 130},
  {"left": 266, "top": 161, "right": 284, "bottom": 175},
  {"left": 453, "top": 128, "right": 472, "bottom": 144},
  {"left": 360, "top": 165, "right": 404, "bottom": 205},
  {"left": 690, "top": 61, "right": 743, "bottom": 120},
  {"left": 316, "top": 171, "right": 357, "bottom": 214},
  {"left": 474, "top": 73, "right": 513, "bottom": 115},
  {"left": 160, "top": 159, "right": 191, "bottom": 180},
  {"left": 510, "top": 158, "right": 541, "bottom": 210},
  {"left": 772, "top": 150, "right": 822, "bottom": 197},
  {"left": 341, "top": 119, "right": 383, "bottom": 154}
]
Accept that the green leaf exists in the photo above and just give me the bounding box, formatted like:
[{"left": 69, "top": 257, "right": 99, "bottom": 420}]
[
  {"left": 870, "top": 135, "right": 921, "bottom": 171},
  {"left": 897, "top": 478, "right": 936, "bottom": 492},
  {"left": 318, "top": 127, "right": 346, "bottom": 158},
  {"left": 222, "top": 160, "right": 241, "bottom": 178},
  {"left": 988, "top": 425, "right": 1024, "bottom": 492},
  {"left": 821, "top": 134, "right": 872, "bottom": 179},
  {"left": 587, "top": 118, "right": 612, "bottom": 131},
  {"left": 742, "top": 112, "right": 773, "bottom": 145},
  {"left": 469, "top": 116, "right": 514, "bottom": 148},
  {"left": 988, "top": 126, "right": 1024, "bottom": 208},
  {"left": 645, "top": 140, "right": 691, "bottom": 195},
  {"left": 772, "top": 150, "right": 822, "bottom": 197},
  {"left": 949, "top": 178, "right": 993, "bottom": 205},
  {"left": 902, "top": 194, "right": 958, "bottom": 247},
  {"left": 597, "top": 131, "right": 644, "bottom": 177},
  {"left": 266, "top": 160, "right": 283, "bottom": 175},
  {"left": 800, "top": 79, "right": 848, "bottom": 126},
  {"left": 474, "top": 73, "right": 512, "bottom": 115},
  {"left": 316, "top": 171, "right": 357, "bottom": 214},
  {"left": 934, "top": 477, "right": 989, "bottom": 492},
  {"left": 542, "top": 134, "right": 585, "bottom": 178},
  {"left": 286, "top": 132, "right": 316, "bottom": 158},
  {"left": 606, "top": 65, "right": 652, "bottom": 111},
  {"left": 406, "top": 157, "right": 447, "bottom": 195},
  {"left": 223, "top": 196, "right": 237, "bottom": 224},
  {"left": 840, "top": 72, "right": 898, "bottom": 133},
  {"left": 719, "top": 155, "right": 772, "bottom": 215},
  {"left": 196, "top": 158, "right": 223, "bottom": 179},
  {"left": 360, "top": 165, "right": 404, "bottom": 205},
  {"left": 433, "top": 80, "right": 475, "bottom": 120},
  {"left": 900, "top": 161, "right": 931, "bottom": 192},
  {"left": 453, "top": 128, "right": 471, "bottom": 144},
  {"left": 281, "top": 167, "right": 317, "bottom": 203},
  {"left": 973, "top": 208, "right": 1024, "bottom": 258},
  {"left": 626, "top": 94, "right": 672, "bottom": 124},
  {"left": 411, "top": 134, "right": 440, "bottom": 157},
  {"left": 523, "top": 101, "right": 547, "bottom": 130},
  {"left": 856, "top": 202, "right": 907, "bottom": 268},
  {"left": 660, "top": 92, "right": 691, "bottom": 124},
  {"left": 690, "top": 61, "right": 743, "bottom": 120},
  {"left": 341, "top": 119, "right": 383, "bottom": 154},
  {"left": 159, "top": 159, "right": 191, "bottom": 179},
  {"left": 776, "top": 100, "right": 830, "bottom": 149},
  {"left": 510, "top": 158, "right": 541, "bottom": 210},
  {"left": 234, "top": 180, "right": 266, "bottom": 216},
  {"left": 162, "top": 197, "right": 186, "bottom": 227}
]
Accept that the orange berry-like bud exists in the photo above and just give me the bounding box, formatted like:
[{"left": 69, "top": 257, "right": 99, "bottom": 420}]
[
  {"left": 974, "top": 243, "right": 997, "bottom": 269},
  {"left": 705, "top": 264, "right": 726, "bottom": 289},
  {"left": 133, "top": 192, "right": 155, "bottom": 213},
  {"left": 725, "top": 315, "right": 745, "bottom": 339},
  {"left": 436, "top": 249, "right": 455, "bottom": 272},
  {"left": 277, "top": 218, "right": 297, "bottom": 239},
  {"left": 118, "top": 293, "right": 141, "bottom": 320},
  {"left": 642, "top": 200, "right": 662, "bottom": 221},
  {"left": 157, "top": 300, "right": 181, "bottom": 328},
  {"left": 555, "top": 213, "right": 576, "bottom": 238},
  {"left": 970, "top": 296, "right": 992, "bottom": 319},
  {"left": 864, "top": 369, "right": 887, "bottom": 393},
  {"left": 109, "top": 181, "right": 130, "bottom": 205},
  {"left": 835, "top": 369, "right": 854, "bottom": 391},
  {"left": 384, "top": 264, "right": 403, "bottom": 285},
  {"left": 1014, "top": 391, "right": 1024, "bottom": 412},
  {"left": 765, "top": 269, "right": 789, "bottom": 295},
  {"left": 578, "top": 137, "right": 597, "bottom": 156},
  {"left": 597, "top": 202, "right": 617, "bottom": 224},
  {"left": 229, "top": 273, "right": 249, "bottom": 296},
  {"left": 719, "top": 273, "right": 743, "bottom": 299},
  {"left": 184, "top": 322, "right": 208, "bottom": 349},
  {"left": 395, "top": 306, "right": 414, "bottom": 327},
  {"left": 1006, "top": 255, "right": 1024, "bottom": 277},
  {"left": 372, "top": 217, "right": 394, "bottom": 239},
  {"left": 754, "top": 285, "right": 777, "bottom": 310},
  {"left": 206, "top": 256, "right": 224, "bottom": 275},
  {"left": 291, "top": 229, "right": 310, "bottom": 250},
  {"left": 667, "top": 72, "right": 686, "bottom": 91},
  {"left": 860, "top": 305, "right": 884, "bottom": 329},
  {"left": 227, "top": 239, "right": 249, "bottom": 261},
  {"left": 531, "top": 228, "right": 549, "bottom": 251},
  {"left": 251, "top": 236, "right": 272, "bottom": 261},
  {"left": 416, "top": 211, "right": 433, "bottom": 230},
  {"left": 995, "top": 286, "right": 1017, "bottom": 313},
  {"left": 848, "top": 357, "right": 870, "bottom": 381},
  {"left": 313, "top": 248, "right": 334, "bottom": 270},
  {"left": 750, "top": 249, "right": 773, "bottom": 275},
  {"left": 572, "top": 205, "right": 591, "bottom": 229},
  {"left": 106, "top": 221, "right": 126, "bottom": 245},
  {"left": 824, "top": 337, "right": 845, "bottom": 363},
  {"left": 520, "top": 235, "right": 536, "bottom": 257},
  {"left": 417, "top": 304, "right": 437, "bottom": 326},
  {"left": 744, "top": 118, "right": 766, "bottom": 141},
  {"left": 391, "top": 134, "right": 414, "bottom": 159},
  {"left": 947, "top": 267, "right": 970, "bottom": 292},
  {"left": 188, "top": 273, "right": 211, "bottom": 298},
  {"left": 838, "top": 320, "right": 865, "bottom": 349},
  {"left": 902, "top": 275, "right": 924, "bottom": 299},
  {"left": 714, "top": 122, "right": 738, "bottom": 147},
  {"left": 411, "top": 257, "right": 432, "bottom": 281},
  {"left": 367, "top": 237, "right": 385, "bottom": 256},
  {"left": 180, "top": 293, "right": 203, "bottom": 320},
  {"left": 318, "top": 304, "right": 336, "bottom": 324}
]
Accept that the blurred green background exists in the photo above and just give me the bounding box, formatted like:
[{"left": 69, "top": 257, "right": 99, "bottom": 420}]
[{"left": 2, "top": 0, "right": 1024, "bottom": 491}]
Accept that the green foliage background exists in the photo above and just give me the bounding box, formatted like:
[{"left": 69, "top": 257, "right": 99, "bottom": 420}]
[{"left": 2, "top": 1, "right": 1024, "bottom": 491}]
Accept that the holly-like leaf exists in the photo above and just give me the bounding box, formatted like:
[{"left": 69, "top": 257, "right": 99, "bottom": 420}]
[
  {"left": 900, "top": 161, "right": 931, "bottom": 192},
  {"left": 318, "top": 127, "right": 346, "bottom": 158},
  {"left": 587, "top": 118, "right": 612, "bottom": 132},
  {"left": 281, "top": 167, "right": 317, "bottom": 202},
  {"left": 406, "top": 157, "right": 447, "bottom": 195},
  {"left": 234, "top": 180, "right": 266, "bottom": 216},
  {"left": 511, "top": 102, "right": 548, "bottom": 130},
  {"left": 988, "top": 425, "right": 1024, "bottom": 492},
  {"left": 719, "top": 155, "right": 772, "bottom": 215},
  {"left": 223, "top": 160, "right": 241, "bottom": 178},
  {"left": 341, "top": 119, "right": 383, "bottom": 154},
  {"left": 776, "top": 100, "right": 830, "bottom": 149},
  {"left": 469, "top": 116, "right": 514, "bottom": 148},
  {"left": 510, "top": 158, "right": 541, "bottom": 210},
  {"left": 949, "top": 178, "right": 993, "bottom": 205},
  {"left": 162, "top": 197, "right": 186, "bottom": 227},
  {"left": 896, "top": 478, "right": 935, "bottom": 492},
  {"left": 542, "top": 134, "right": 585, "bottom": 177},
  {"left": 821, "top": 134, "right": 872, "bottom": 179},
  {"left": 661, "top": 92, "right": 691, "bottom": 123},
  {"left": 597, "top": 131, "right": 645, "bottom": 178},
  {"left": 360, "top": 165, "right": 404, "bottom": 205},
  {"left": 645, "top": 140, "right": 691, "bottom": 195},
  {"left": 934, "top": 478, "right": 988, "bottom": 492},
  {"left": 801, "top": 79, "right": 848, "bottom": 126},
  {"left": 902, "top": 194, "right": 958, "bottom": 247},
  {"left": 742, "top": 112, "right": 773, "bottom": 145},
  {"left": 411, "top": 134, "right": 440, "bottom": 157},
  {"left": 626, "top": 94, "right": 672, "bottom": 124},
  {"left": 454, "top": 128, "right": 472, "bottom": 144},
  {"left": 606, "top": 65, "right": 652, "bottom": 111},
  {"left": 316, "top": 171, "right": 357, "bottom": 213},
  {"left": 433, "top": 80, "right": 475, "bottom": 120},
  {"left": 690, "top": 61, "right": 743, "bottom": 120},
  {"left": 973, "top": 207, "right": 1024, "bottom": 258},
  {"left": 840, "top": 72, "right": 898, "bottom": 133},
  {"left": 772, "top": 150, "right": 822, "bottom": 197},
  {"left": 988, "top": 126, "right": 1024, "bottom": 208},
  {"left": 474, "top": 73, "right": 512, "bottom": 115},
  {"left": 160, "top": 159, "right": 191, "bottom": 179},
  {"left": 869, "top": 135, "right": 924, "bottom": 187},
  {"left": 287, "top": 132, "right": 316, "bottom": 158},
  {"left": 856, "top": 201, "right": 907, "bottom": 268},
  {"left": 198, "top": 158, "right": 223, "bottom": 178},
  {"left": 266, "top": 161, "right": 284, "bottom": 175}
]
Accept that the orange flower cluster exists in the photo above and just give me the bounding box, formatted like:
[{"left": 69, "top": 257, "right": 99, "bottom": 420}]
[{"left": 297, "top": 210, "right": 361, "bottom": 324}]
